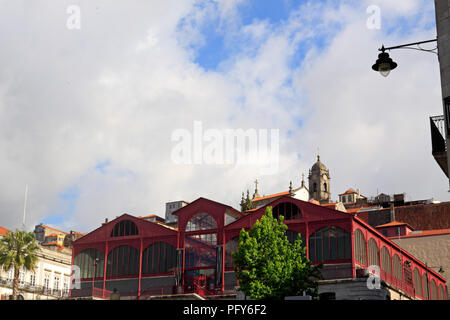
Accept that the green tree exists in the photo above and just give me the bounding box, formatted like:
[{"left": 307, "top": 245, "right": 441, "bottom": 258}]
[
  {"left": 0, "top": 229, "right": 41, "bottom": 300},
  {"left": 232, "top": 206, "right": 321, "bottom": 299}
]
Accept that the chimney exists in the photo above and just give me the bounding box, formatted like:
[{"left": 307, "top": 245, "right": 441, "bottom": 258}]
[{"left": 390, "top": 203, "right": 395, "bottom": 222}]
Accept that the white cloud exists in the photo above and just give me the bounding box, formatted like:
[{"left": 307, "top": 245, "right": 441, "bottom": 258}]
[{"left": 0, "top": 0, "right": 447, "bottom": 234}]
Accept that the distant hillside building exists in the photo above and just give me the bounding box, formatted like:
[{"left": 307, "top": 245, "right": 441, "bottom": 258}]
[
  {"left": 0, "top": 227, "right": 72, "bottom": 300},
  {"left": 165, "top": 201, "right": 190, "bottom": 226},
  {"left": 308, "top": 155, "right": 331, "bottom": 204},
  {"left": 242, "top": 155, "right": 331, "bottom": 211}
]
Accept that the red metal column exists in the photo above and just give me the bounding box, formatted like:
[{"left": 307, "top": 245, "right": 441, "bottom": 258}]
[
  {"left": 103, "top": 241, "right": 108, "bottom": 298},
  {"left": 138, "top": 237, "right": 143, "bottom": 298},
  {"left": 222, "top": 230, "right": 225, "bottom": 293},
  {"left": 350, "top": 222, "right": 356, "bottom": 278},
  {"left": 305, "top": 222, "right": 309, "bottom": 260}
]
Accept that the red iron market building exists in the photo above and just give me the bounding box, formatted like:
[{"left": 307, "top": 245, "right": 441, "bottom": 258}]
[{"left": 70, "top": 196, "right": 448, "bottom": 300}]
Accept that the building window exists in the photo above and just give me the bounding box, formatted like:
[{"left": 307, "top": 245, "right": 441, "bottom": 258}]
[
  {"left": 19, "top": 270, "right": 25, "bottom": 285},
  {"left": 380, "top": 246, "right": 392, "bottom": 274},
  {"left": 186, "top": 212, "right": 217, "bottom": 231},
  {"left": 54, "top": 276, "right": 60, "bottom": 291},
  {"left": 30, "top": 273, "right": 36, "bottom": 287},
  {"left": 7, "top": 268, "right": 13, "bottom": 281},
  {"left": 368, "top": 238, "right": 380, "bottom": 267},
  {"left": 111, "top": 220, "right": 138, "bottom": 237},
  {"left": 106, "top": 245, "right": 140, "bottom": 278},
  {"left": 185, "top": 232, "right": 218, "bottom": 268},
  {"left": 324, "top": 183, "right": 327, "bottom": 192},
  {"left": 439, "top": 284, "right": 445, "bottom": 300},
  {"left": 393, "top": 254, "right": 402, "bottom": 281},
  {"left": 413, "top": 268, "right": 423, "bottom": 298},
  {"left": 74, "top": 248, "right": 104, "bottom": 279},
  {"left": 63, "top": 277, "right": 69, "bottom": 295},
  {"left": 313, "top": 183, "right": 317, "bottom": 192},
  {"left": 44, "top": 272, "right": 50, "bottom": 291},
  {"left": 272, "top": 202, "right": 302, "bottom": 221},
  {"left": 431, "top": 279, "right": 438, "bottom": 300},
  {"left": 142, "top": 242, "right": 177, "bottom": 275},
  {"left": 309, "top": 226, "right": 351, "bottom": 263},
  {"left": 225, "top": 236, "right": 239, "bottom": 269},
  {"left": 423, "top": 274, "right": 429, "bottom": 299},
  {"left": 354, "top": 229, "right": 367, "bottom": 266}
]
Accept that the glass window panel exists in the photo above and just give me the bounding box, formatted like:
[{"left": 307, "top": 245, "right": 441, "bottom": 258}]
[
  {"left": 344, "top": 232, "right": 351, "bottom": 259},
  {"left": 309, "top": 235, "right": 316, "bottom": 262},
  {"left": 316, "top": 231, "right": 323, "bottom": 262},
  {"left": 111, "top": 220, "right": 139, "bottom": 237},
  {"left": 330, "top": 228, "right": 337, "bottom": 260}
]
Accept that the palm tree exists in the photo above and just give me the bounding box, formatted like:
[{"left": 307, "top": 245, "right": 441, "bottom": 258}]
[{"left": 0, "top": 229, "right": 41, "bottom": 300}]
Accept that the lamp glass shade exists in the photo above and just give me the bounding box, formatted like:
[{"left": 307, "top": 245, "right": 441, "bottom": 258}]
[{"left": 378, "top": 62, "right": 391, "bottom": 77}]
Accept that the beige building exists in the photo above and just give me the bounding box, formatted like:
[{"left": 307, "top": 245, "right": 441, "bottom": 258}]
[
  {"left": 0, "top": 227, "right": 72, "bottom": 300},
  {"left": 391, "top": 229, "right": 450, "bottom": 295}
]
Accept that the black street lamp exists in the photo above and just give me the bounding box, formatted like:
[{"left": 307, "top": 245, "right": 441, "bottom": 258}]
[{"left": 372, "top": 39, "right": 437, "bottom": 77}]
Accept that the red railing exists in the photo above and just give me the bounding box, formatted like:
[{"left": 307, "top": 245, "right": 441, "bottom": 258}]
[
  {"left": 380, "top": 270, "right": 416, "bottom": 299},
  {"left": 319, "top": 265, "right": 419, "bottom": 299}
]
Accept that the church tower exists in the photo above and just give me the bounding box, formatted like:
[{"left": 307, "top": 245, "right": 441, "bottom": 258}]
[{"left": 308, "top": 155, "right": 331, "bottom": 203}]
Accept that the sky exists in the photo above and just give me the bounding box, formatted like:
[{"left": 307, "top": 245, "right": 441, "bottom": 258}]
[{"left": 0, "top": 0, "right": 447, "bottom": 233}]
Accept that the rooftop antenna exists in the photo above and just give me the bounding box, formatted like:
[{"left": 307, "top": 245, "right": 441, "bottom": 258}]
[{"left": 22, "top": 184, "right": 28, "bottom": 231}]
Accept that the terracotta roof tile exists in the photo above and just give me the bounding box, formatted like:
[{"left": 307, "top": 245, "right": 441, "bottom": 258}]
[
  {"left": 252, "top": 191, "right": 289, "bottom": 202},
  {"left": 0, "top": 226, "right": 9, "bottom": 236},
  {"left": 40, "top": 224, "right": 68, "bottom": 234},
  {"left": 376, "top": 221, "right": 412, "bottom": 229},
  {"left": 339, "top": 189, "right": 358, "bottom": 196}
]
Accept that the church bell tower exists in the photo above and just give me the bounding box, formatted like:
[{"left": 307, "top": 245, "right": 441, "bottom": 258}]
[{"left": 308, "top": 155, "right": 331, "bottom": 203}]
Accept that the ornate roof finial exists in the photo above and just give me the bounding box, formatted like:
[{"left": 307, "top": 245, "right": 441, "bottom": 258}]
[
  {"left": 252, "top": 179, "right": 260, "bottom": 199},
  {"left": 289, "top": 181, "right": 294, "bottom": 196},
  {"left": 301, "top": 173, "right": 305, "bottom": 187}
]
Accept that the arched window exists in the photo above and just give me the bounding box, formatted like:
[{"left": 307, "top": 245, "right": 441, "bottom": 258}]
[
  {"left": 430, "top": 279, "right": 438, "bottom": 300},
  {"left": 413, "top": 268, "right": 423, "bottom": 298},
  {"left": 272, "top": 202, "right": 302, "bottom": 221},
  {"left": 313, "top": 183, "right": 317, "bottom": 192},
  {"left": 309, "top": 226, "right": 351, "bottom": 263},
  {"left": 393, "top": 254, "right": 402, "bottom": 281},
  {"left": 186, "top": 212, "right": 217, "bottom": 231},
  {"left": 439, "top": 284, "right": 445, "bottom": 300},
  {"left": 368, "top": 238, "right": 380, "bottom": 267},
  {"left": 106, "top": 245, "right": 139, "bottom": 277},
  {"left": 74, "top": 248, "right": 104, "bottom": 279},
  {"left": 110, "top": 220, "right": 138, "bottom": 237},
  {"left": 225, "top": 236, "right": 239, "bottom": 269},
  {"left": 142, "top": 242, "right": 177, "bottom": 275},
  {"left": 324, "top": 183, "right": 327, "bottom": 192},
  {"left": 423, "top": 274, "right": 429, "bottom": 299},
  {"left": 380, "top": 246, "right": 392, "bottom": 274},
  {"left": 354, "top": 229, "right": 367, "bottom": 266}
]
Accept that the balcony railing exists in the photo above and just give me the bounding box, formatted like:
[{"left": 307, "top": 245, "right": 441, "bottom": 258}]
[{"left": 0, "top": 277, "right": 69, "bottom": 299}]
